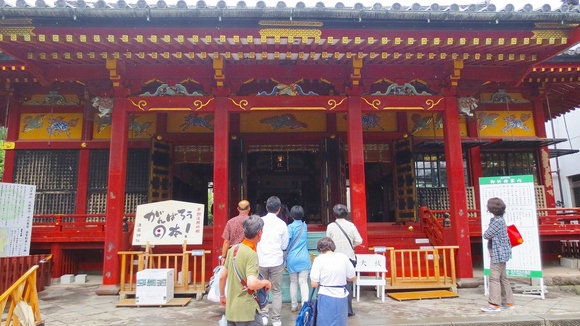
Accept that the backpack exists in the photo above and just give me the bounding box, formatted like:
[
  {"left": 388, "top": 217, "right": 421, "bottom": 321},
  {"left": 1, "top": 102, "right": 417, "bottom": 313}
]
[{"left": 295, "top": 288, "right": 317, "bottom": 326}]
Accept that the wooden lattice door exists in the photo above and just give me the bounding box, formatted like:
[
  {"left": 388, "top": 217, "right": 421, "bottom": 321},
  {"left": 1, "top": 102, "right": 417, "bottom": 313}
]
[
  {"left": 393, "top": 138, "right": 416, "bottom": 222},
  {"left": 149, "top": 139, "right": 173, "bottom": 202}
]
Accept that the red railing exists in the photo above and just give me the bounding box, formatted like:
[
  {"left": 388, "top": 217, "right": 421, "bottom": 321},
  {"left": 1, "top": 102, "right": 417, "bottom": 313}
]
[
  {"left": 32, "top": 214, "right": 135, "bottom": 242},
  {"left": 420, "top": 207, "right": 580, "bottom": 239},
  {"left": 419, "top": 206, "right": 444, "bottom": 246}
]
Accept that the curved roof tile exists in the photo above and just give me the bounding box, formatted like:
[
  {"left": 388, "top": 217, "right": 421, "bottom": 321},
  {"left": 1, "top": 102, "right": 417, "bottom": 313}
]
[{"left": 0, "top": 0, "right": 580, "bottom": 13}]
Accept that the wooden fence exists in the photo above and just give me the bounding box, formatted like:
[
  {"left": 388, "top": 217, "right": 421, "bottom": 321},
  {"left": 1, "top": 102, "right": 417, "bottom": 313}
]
[
  {"left": 0, "top": 254, "right": 52, "bottom": 294},
  {"left": 0, "top": 265, "right": 42, "bottom": 326},
  {"left": 118, "top": 249, "right": 210, "bottom": 300},
  {"left": 370, "top": 246, "right": 459, "bottom": 292}
]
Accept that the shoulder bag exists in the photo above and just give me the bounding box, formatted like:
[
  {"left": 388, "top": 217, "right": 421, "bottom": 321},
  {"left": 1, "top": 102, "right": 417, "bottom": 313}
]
[
  {"left": 333, "top": 221, "right": 357, "bottom": 267},
  {"left": 284, "top": 222, "right": 305, "bottom": 268},
  {"left": 232, "top": 244, "right": 269, "bottom": 308}
]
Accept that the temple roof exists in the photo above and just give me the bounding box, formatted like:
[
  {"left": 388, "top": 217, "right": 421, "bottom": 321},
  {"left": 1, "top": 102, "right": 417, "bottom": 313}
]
[{"left": 0, "top": 0, "right": 579, "bottom": 21}]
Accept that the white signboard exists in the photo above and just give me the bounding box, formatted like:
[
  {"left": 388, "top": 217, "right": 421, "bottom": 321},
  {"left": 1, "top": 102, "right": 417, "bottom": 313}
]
[
  {"left": 0, "top": 182, "right": 36, "bottom": 257},
  {"left": 132, "top": 200, "right": 205, "bottom": 246},
  {"left": 479, "top": 175, "right": 542, "bottom": 280}
]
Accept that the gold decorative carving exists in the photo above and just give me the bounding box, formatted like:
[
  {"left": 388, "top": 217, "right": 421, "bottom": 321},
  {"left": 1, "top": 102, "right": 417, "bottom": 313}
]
[
  {"left": 531, "top": 30, "right": 568, "bottom": 39},
  {"left": 193, "top": 98, "right": 214, "bottom": 111},
  {"left": 426, "top": 98, "right": 444, "bottom": 110},
  {"left": 259, "top": 29, "right": 322, "bottom": 38},
  {"left": 259, "top": 21, "right": 323, "bottom": 27},
  {"left": 534, "top": 23, "right": 578, "bottom": 29},
  {"left": 229, "top": 98, "right": 248, "bottom": 111},
  {"left": 362, "top": 98, "right": 381, "bottom": 110},
  {"left": 128, "top": 99, "right": 147, "bottom": 111},
  {"left": 328, "top": 98, "right": 346, "bottom": 110},
  {"left": 0, "top": 26, "right": 35, "bottom": 37},
  {"left": 0, "top": 19, "right": 33, "bottom": 25},
  {"left": 251, "top": 107, "right": 326, "bottom": 111},
  {"left": 2, "top": 141, "right": 15, "bottom": 150}
]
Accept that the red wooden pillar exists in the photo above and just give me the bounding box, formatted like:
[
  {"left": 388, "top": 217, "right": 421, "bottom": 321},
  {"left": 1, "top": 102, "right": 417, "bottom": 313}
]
[
  {"left": 1, "top": 106, "right": 19, "bottom": 183},
  {"left": 347, "top": 97, "right": 368, "bottom": 251},
  {"left": 532, "top": 97, "right": 556, "bottom": 208},
  {"left": 466, "top": 118, "right": 482, "bottom": 210},
  {"left": 442, "top": 97, "right": 473, "bottom": 278},
  {"left": 50, "top": 242, "right": 62, "bottom": 278},
  {"left": 213, "top": 97, "right": 229, "bottom": 266},
  {"left": 76, "top": 150, "right": 90, "bottom": 214},
  {"left": 98, "top": 98, "right": 129, "bottom": 293}
]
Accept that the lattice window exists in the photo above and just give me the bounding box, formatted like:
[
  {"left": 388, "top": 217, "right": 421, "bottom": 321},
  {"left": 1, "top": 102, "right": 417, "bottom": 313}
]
[
  {"left": 13, "top": 150, "right": 79, "bottom": 214},
  {"left": 481, "top": 152, "right": 538, "bottom": 181},
  {"left": 414, "top": 153, "right": 469, "bottom": 188},
  {"left": 417, "top": 187, "right": 449, "bottom": 211},
  {"left": 87, "top": 149, "right": 149, "bottom": 215}
]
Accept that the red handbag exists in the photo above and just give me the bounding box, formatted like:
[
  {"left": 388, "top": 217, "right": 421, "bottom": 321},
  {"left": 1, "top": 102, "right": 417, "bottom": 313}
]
[{"left": 507, "top": 224, "right": 524, "bottom": 247}]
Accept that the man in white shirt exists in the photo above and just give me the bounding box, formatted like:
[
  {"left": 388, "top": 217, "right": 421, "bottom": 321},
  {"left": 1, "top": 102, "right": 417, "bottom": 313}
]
[
  {"left": 257, "top": 196, "right": 289, "bottom": 326},
  {"left": 326, "top": 204, "right": 362, "bottom": 317}
]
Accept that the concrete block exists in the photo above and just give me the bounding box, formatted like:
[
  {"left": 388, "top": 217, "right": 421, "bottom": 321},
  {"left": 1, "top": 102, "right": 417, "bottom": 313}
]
[
  {"left": 178, "top": 271, "right": 191, "bottom": 285},
  {"left": 61, "top": 274, "right": 75, "bottom": 284},
  {"left": 560, "top": 257, "right": 578, "bottom": 269},
  {"left": 75, "top": 274, "right": 87, "bottom": 283}
]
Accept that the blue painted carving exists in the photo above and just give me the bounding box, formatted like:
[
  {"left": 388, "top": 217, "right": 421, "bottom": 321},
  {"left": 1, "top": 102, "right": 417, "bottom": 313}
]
[
  {"left": 362, "top": 114, "right": 385, "bottom": 130},
  {"left": 372, "top": 83, "right": 431, "bottom": 96},
  {"left": 410, "top": 114, "right": 433, "bottom": 134},
  {"left": 257, "top": 83, "right": 318, "bottom": 96},
  {"left": 259, "top": 114, "right": 308, "bottom": 130},
  {"left": 141, "top": 83, "right": 204, "bottom": 96},
  {"left": 29, "top": 91, "right": 78, "bottom": 105},
  {"left": 502, "top": 114, "right": 531, "bottom": 133},
  {"left": 179, "top": 114, "right": 214, "bottom": 131},
  {"left": 477, "top": 112, "right": 500, "bottom": 131}
]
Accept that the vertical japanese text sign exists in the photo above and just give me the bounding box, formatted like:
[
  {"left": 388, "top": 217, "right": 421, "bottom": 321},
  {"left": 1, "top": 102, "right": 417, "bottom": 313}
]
[
  {"left": 479, "top": 175, "right": 542, "bottom": 278},
  {"left": 132, "top": 200, "right": 205, "bottom": 245},
  {"left": 0, "top": 182, "right": 36, "bottom": 257}
]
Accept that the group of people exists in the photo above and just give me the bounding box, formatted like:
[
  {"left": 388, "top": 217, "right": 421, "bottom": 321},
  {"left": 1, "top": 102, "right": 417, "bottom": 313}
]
[{"left": 218, "top": 196, "right": 362, "bottom": 326}]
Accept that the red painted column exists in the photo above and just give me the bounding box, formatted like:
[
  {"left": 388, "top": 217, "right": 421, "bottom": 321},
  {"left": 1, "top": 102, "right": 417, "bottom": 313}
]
[
  {"left": 532, "top": 97, "right": 556, "bottom": 208},
  {"left": 442, "top": 97, "right": 473, "bottom": 278},
  {"left": 100, "top": 98, "right": 129, "bottom": 290},
  {"left": 1, "top": 105, "right": 19, "bottom": 183},
  {"left": 76, "top": 150, "right": 90, "bottom": 214},
  {"left": 50, "top": 242, "right": 62, "bottom": 278},
  {"left": 347, "top": 97, "right": 368, "bottom": 251},
  {"left": 213, "top": 97, "right": 229, "bottom": 266}
]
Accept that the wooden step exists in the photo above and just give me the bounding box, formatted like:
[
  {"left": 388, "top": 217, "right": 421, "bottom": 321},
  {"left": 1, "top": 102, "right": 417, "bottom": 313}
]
[{"left": 387, "top": 290, "right": 459, "bottom": 301}]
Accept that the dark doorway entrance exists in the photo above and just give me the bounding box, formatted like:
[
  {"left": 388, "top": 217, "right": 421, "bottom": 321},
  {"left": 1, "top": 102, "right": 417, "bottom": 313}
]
[
  {"left": 365, "top": 162, "right": 395, "bottom": 222},
  {"left": 247, "top": 151, "right": 322, "bottom": 224},
  {"left": 173, "top": 163, "right": 213, "bottom": 225}
]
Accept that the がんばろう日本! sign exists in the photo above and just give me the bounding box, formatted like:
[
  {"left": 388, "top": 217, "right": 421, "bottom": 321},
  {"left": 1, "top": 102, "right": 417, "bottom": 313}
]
[{"left": 132, "top": 200, "right": 204, "bottom": 245}]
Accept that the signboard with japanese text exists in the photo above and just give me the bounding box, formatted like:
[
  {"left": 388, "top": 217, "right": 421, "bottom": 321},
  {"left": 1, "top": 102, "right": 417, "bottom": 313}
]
[
  {"left": 0, "top": 182, "right": 36, "bottom": 257},
  {"left": 132, "top": 200, "right": 205, "bottom": 246},
  {"left": 479, "top": 175, "right": 542, "bottom": 279}
]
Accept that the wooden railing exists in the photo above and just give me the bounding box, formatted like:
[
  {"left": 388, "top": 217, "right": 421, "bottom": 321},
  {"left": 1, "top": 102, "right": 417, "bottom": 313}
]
[
  {"left": 118, "top": 249, "right": 210, "bottom": 300},
  {"left": 388, "top": 246, "right": 458, "bottom": 292},
  {"left": 369, "top": 246, "right": 459, "bottom": 292},
  {"left": 0, "top": 265, "right": 42, "bottom": 326}
]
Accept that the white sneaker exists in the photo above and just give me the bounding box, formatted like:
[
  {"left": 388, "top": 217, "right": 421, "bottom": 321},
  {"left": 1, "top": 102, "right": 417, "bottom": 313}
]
[
  {"left": 501, "top": 304, "right": 515, "bottom": 310},
  {"left": 261, "top": 316, "right": 268, "bottom": 326},
  {"left": 272, "top": 321, "right": 281, "bottom": 326},
  {"left": 480, "top": 305, "right": 501, "bottom": 312}
]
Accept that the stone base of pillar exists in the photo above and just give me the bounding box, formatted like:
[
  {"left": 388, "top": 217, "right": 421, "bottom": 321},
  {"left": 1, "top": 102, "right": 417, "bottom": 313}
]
[
  {"left": 96, "top": 284, "right": 120, "bottom": 295},
  {"left": 457, "top": 278, "right": 482, "bottom": 288}
]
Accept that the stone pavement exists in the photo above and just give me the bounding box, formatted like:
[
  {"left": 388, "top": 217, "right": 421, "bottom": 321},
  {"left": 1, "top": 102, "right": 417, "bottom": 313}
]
[{"left": 36, "top": 266, "right": 580, "bottom": 326}]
